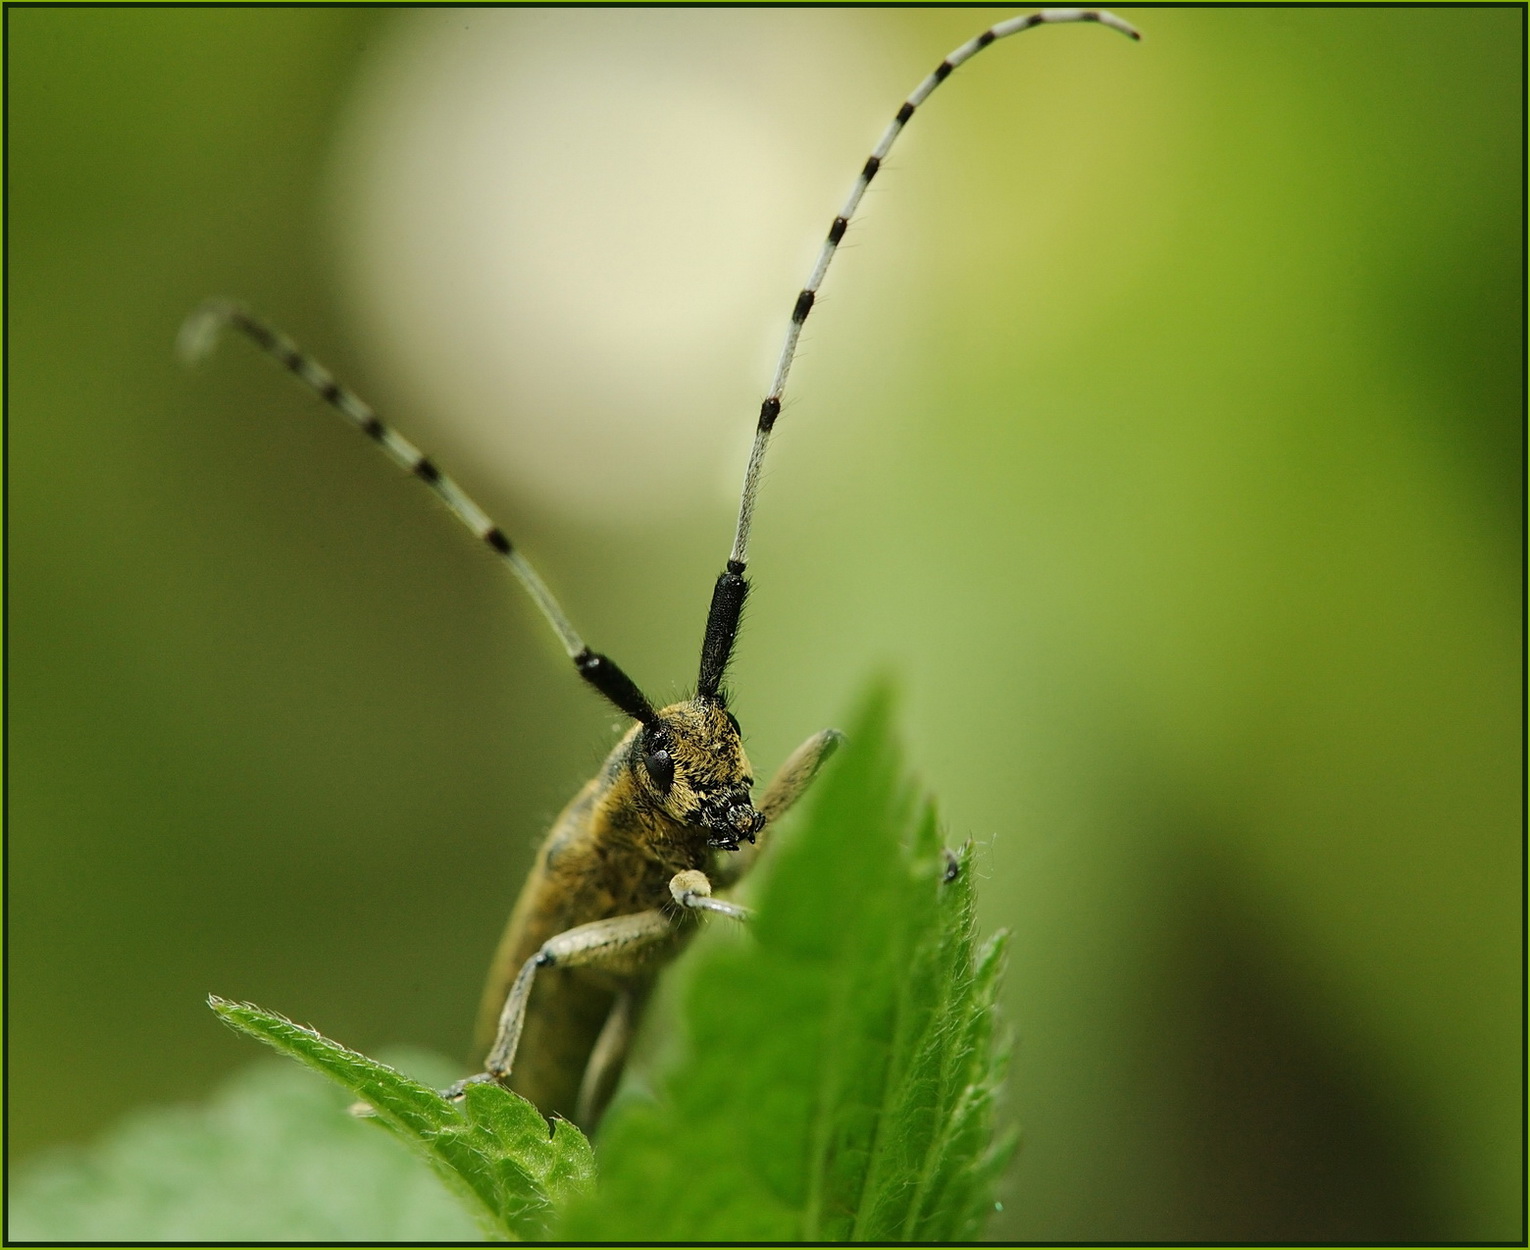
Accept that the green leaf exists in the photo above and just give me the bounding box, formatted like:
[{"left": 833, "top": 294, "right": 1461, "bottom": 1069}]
[
  {"left": 208, "top": 998, "right": 594, "bottom": 1240},
  {"left": 7, "top": 1054, "right": 483, "bottom": 1240},
  {"left": 560, "top": 682, "right": 1013, "bottom": 1240}
]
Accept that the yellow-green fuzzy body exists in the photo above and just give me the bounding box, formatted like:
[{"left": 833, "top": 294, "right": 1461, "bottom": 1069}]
[{"left": 474, "top": 697, "right": 755, "bottom": 1122}]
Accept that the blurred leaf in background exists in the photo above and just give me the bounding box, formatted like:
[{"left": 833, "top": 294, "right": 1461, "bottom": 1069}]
[
  {"left": 9, "top": 6, "right": 1522, "bottom": 1242},
  {"left": 6, "top": 1053, "right": 481, "bottom": 1241}
]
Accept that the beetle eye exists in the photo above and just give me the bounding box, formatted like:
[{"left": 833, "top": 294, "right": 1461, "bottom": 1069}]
[{"left": 644, "top": 747, "right": 674, "bottom": 793}]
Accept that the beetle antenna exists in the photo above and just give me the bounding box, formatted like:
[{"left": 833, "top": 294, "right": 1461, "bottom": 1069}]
[
  {"left": 696, "top": 7, "right": 1139, "bottom": 699},
  {"left": 179, "top": 299, "right": 658, "bottom": 725}
]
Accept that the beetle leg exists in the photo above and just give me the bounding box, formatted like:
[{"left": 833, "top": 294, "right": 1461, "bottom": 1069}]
[
  {"left": 574, "top": 980, "right": 651, "bottom": 1129},
  {"left": 759, "top": 728, "right": 845, "bottom": 824},
  {"left": 561, "top": 874, "right": 743, "bottom": 1125},
  {"left": 469, "top": 909, "right": 675, "bottom": 1089},
  {"left": 716, "top": 728, "right": 843, "bottom": 887},
  {"left": 669, "top": 867, "right": 752, "bottom": 920}
]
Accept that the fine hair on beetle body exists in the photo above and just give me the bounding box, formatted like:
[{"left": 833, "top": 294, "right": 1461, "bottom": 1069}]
[{"left": 179, "top": 8, "right": 1139, "bottom": 1132}]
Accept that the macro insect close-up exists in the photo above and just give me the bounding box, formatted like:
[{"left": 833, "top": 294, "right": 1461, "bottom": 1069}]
[
  {"left": 178, "top": 4, "right": 1139, "bottom": 1136},
  {"left": 12, "top": 6, "right": 1521, "bottom": 1242}
]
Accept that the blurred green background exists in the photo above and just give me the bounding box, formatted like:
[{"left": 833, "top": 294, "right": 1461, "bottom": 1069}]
[{"left": 9, "top": 7, "right": 1521, "bottom": 1241}]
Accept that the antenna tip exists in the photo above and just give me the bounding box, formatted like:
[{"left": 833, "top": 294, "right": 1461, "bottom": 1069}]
[
  {"left": 176, "top": 298, "right": 238, "bottom": 366},
  {"left": 1092, "top": 9, "right": 1143, "bottom": 41}
]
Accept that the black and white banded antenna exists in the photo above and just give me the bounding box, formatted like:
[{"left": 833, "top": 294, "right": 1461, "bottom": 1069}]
[
  {"left": 695, "top": 7, "right": 1139, "bottom": 700},
  {"left": 180, "top": 7, "right": 1137, "bottom": 725},
  {"left": 177, "top": 300, "right": 658, "bottom": 725}
]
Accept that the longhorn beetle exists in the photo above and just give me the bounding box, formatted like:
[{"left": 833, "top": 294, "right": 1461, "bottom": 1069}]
[{"left": 180, "top": 8, "right": 1140, "bottom": 1131}]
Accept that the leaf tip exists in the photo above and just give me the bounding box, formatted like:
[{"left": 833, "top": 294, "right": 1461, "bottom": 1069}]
[{"left": 207, "top": 994, "right": 252, "bottom": 1023}]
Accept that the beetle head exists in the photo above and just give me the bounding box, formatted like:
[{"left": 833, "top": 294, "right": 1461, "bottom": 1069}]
[{"left": 636, "top": 698, "right": 762, "bottom": 850}]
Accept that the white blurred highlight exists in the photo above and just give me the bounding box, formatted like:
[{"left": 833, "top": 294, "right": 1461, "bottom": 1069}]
[{"left": 326, "top": 9, "right": 888, "bottom": 524}]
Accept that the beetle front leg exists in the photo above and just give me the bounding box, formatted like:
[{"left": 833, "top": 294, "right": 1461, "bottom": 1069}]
[
  {"left": 669, "top": 868, "right": 752, "bottom": 920},
  {"left": 453, "top": 909, "right": 676, "bottom": 1096}
]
